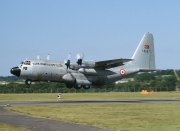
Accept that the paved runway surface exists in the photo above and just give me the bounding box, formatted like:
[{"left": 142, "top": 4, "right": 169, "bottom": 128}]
[
  {"left": 1, "top": 99, "right": 180, "bottom": 107},
  {"left": 0, "top": 99, "right": 180, "bottom": 131}
]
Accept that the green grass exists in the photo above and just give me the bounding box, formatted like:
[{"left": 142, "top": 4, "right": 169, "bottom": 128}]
[
  {"left": 0, "top": 122, "right": 30, "bottom": 131},
  {"left": 8, "top": 103, "right": 180, "bottom": 131},
  {"left": 0, "top": 92, "right": 180, "bottom": 102}
]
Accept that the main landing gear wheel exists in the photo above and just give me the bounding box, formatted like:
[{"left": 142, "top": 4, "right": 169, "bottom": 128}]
[
  {"left": 74, "top": 85, "right": 82, "bottom": 89},
  {"left": 83, "top": 85, "right": 90, "bottom": 90},
  {"left": 25, "top": 79, "right": 32, "bottom": 85}
]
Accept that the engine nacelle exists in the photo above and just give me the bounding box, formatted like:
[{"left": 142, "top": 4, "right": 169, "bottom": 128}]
[
  {"left": 76, "top": 79, "right": 91, "bottom": 85},
  {"left": 69, "top": 61, "right": 96, "bottom": 70},
  {"left": 62, "top": 73, "right": 75, "bottom": 83},
  {"left": 62, "top": 73, "right": 91, "bottom": 85}
]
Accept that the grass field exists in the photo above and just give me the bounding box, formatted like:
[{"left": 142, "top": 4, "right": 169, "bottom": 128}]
[
  {"left": 1, "top": 92, "right": 180, "bottom": 131},
  {"left": 0, "top": 122, "right": 30, "bottom": 131},
  {"left": 8, "top": 103, "right": 180, "bottom": 131},
  {"left": 0, "top": 92, "right": 180, "bottom": 102}
]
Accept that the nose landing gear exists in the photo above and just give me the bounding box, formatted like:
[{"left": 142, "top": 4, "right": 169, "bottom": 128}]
[{"left": 25, "top": 79, "right": 32, "bottom": 85}]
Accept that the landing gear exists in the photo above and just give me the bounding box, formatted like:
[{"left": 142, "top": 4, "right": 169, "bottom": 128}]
[
  {"left": 83, "top": 85, "right": 90, "bottom": 90},
  {"left": 74, "top": 85, "right": 90, "bottom": 90},
  {"left": 65, "top": 83, "right": 74, "bottom": 88},
  {"left": 25, "top": 79, "right": 31, "bottom": 85},
  {"left": 65, "top": 83, "right": 90, "bottom": 90},
  {"left": 74, "top": 85, "right": 82, "bottom": 89}
]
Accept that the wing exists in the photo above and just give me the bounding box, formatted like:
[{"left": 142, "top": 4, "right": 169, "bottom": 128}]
[{"left": 94, "top": 58, "right": 133, "bottom": 69}]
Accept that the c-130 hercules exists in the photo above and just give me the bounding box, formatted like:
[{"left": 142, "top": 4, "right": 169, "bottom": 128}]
[{"left": 11, "top": 33, "right": 156, "bottom": 90}]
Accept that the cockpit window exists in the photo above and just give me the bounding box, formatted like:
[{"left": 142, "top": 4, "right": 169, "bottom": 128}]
[
  {"left": 23, "top": 67, "right": 27, "bottom": 70},
  {"left": 24, "top": 61, "right": 31, "bottom": 65}
]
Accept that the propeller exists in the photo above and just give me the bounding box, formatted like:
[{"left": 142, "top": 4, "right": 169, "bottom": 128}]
[
  {"left": 64, "top": 53, "right": 71, "bottom": 70},
  {"left": 76, "top": 53, "right": 84, "bottom": 65}
]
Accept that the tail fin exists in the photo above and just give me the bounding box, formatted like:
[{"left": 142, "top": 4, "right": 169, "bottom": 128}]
[{"left": 130, "top": 32, "right": 156, "bottom": 69}]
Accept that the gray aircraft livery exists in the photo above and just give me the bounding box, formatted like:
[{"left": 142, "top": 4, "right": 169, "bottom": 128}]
[{"left": 11, "top": 32, "right": 156, "bottom": 90}]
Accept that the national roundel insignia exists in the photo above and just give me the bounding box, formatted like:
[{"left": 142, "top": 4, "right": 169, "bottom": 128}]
[{"left": 120, "top": 69, "right": 126, "bottom": 75}]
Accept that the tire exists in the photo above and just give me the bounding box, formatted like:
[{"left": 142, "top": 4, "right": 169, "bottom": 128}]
[
  {"left": 74, "top": 85, "right": 82, "bottom": 89},
  {"left": 83, "top": 85, "right": 90, "bottom": 90},
  {"left": 25, "top": 79, "right": 31, "bottom": 85}
]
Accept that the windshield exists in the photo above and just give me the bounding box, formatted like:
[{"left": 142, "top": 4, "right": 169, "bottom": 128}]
[{"left": 24, "top": 61, "right": 31, "bottom": 65}]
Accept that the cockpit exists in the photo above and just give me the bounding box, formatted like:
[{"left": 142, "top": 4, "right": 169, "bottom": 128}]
[
  {"left": 20, "top": 61, "right": 31, "bottom": 65},
  {"left": 24, "top": 61, "right": 31, "bottom": 65},
  {"left": 19, "top": 61, "right": 31, "bottom": 69}
]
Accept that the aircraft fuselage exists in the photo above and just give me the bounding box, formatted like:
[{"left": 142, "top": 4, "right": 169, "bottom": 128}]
[{"left": 11, "top": 59, "right": 127, "bottom": 88}]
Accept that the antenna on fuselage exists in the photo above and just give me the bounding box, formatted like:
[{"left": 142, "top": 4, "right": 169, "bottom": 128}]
[
  {"left": 37, "top": 54, "right": 40, "bottom": 60},
  {"left": 47, "top": 54, "right": 50, "bottom": 60}
]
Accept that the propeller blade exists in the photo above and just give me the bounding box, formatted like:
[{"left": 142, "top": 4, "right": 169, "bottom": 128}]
[
  {"left": 82, "top": 53, "right": 84, "bottom": 59},
  {"left": 76, "top": 53, "right": 84, "bottom": 65},
  {"left": 76, "top": 53, "right": 80, "bottom": 59},
  {"left": 65, "top": 53, "right": 71, "bottom": 70},
  {"left": 64, "top": 60, "right": 67, "bottom": 64}
]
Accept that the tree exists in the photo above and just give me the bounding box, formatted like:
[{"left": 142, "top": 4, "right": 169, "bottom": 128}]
[
  {"left": 164, "top": 76, "right": 177, "bottom": 91},
  {"left": 135, "top": 73, "right": 155, "bottom": 82}
]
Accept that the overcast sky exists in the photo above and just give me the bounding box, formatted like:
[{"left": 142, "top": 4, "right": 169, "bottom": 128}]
[{"left": 0, "top": 0, "right": 180, "bottom": 76}]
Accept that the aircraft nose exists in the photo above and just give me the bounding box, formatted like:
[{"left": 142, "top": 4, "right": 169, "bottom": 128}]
[{"left": 10, "top": 67, "right": 21, "bottom": 77}]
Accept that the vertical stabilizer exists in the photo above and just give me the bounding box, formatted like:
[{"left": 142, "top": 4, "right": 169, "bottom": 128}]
[{"left": 130, "top": 32, "right": 156, "bottom": 69}]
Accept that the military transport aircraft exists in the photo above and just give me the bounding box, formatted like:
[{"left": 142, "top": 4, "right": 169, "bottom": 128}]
[{"left": 10, "top": 32, "right": 156, "bottom": 90}]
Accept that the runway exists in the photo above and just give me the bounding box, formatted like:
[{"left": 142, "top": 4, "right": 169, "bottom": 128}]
[{"left": 0, "top": 99, "right": 180, "bottom": 131}]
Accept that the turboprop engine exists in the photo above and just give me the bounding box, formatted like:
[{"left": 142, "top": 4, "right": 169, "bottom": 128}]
[
  {"left": 69, "top": 61, "right": 96, "bottom": 70},
  {"left": 64, "top": 53, "right": 96, "bottom": 71},
  {"left": 62, "top": 73, "right": 91, "bottom": 85},
  {"left": 62, "top": 73, "right": 75, "bottom": 84}
]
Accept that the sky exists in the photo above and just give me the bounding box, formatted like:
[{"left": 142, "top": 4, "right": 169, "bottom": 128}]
[{"left": 0, "top": 0, "right": 180, "bottom": 76}]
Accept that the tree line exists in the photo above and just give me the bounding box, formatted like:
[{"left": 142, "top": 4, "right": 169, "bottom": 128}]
[{"left": 0, "top": 69, "right": 179, "bottom": 93}]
